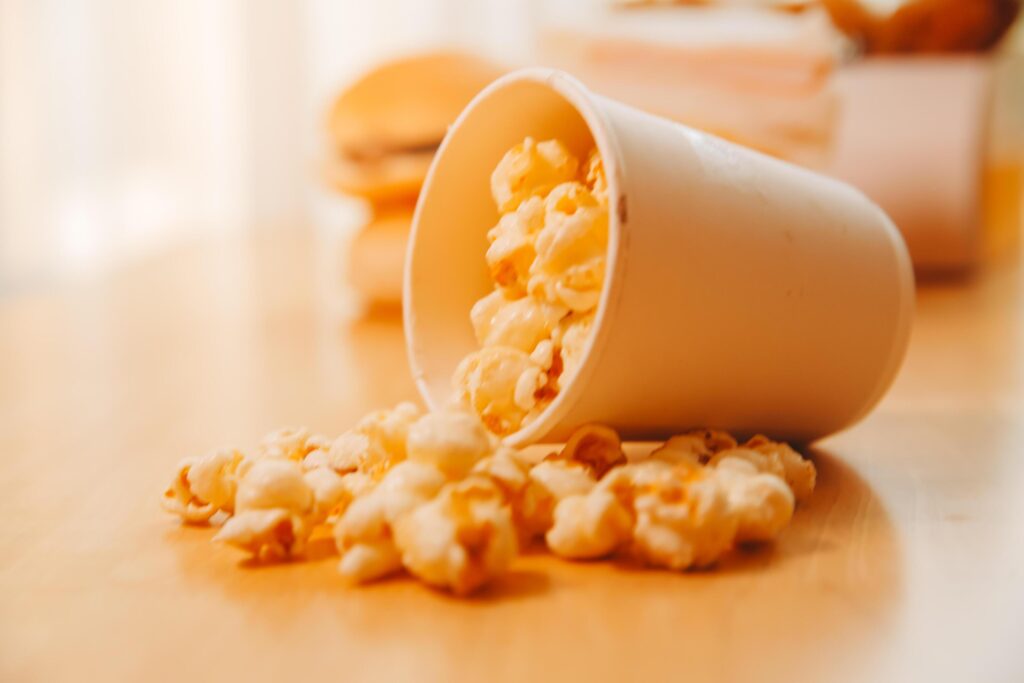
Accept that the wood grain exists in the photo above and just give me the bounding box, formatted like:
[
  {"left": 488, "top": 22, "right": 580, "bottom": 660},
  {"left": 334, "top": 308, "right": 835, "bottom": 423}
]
[{"left": 1, "top": 231, "right": 1022, "bottom": 682}]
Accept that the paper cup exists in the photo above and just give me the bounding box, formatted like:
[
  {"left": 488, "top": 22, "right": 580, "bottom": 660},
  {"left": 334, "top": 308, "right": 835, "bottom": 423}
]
[{"left": 404, "top": 68, "right": 913, "bottom": 446}]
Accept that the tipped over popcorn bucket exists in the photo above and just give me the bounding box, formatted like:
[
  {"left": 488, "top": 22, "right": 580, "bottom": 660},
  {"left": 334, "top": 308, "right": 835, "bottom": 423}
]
[{"left": 405, "top": 68, "right": 913, "bottom": 446}]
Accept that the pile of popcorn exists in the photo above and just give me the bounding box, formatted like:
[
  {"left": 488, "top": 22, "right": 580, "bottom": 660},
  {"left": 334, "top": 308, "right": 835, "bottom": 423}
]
[
  {"left": 163, "top": 403, "right": 815, "bottom": 596},
  {"left": 453, "top": 137, "right": 609, "bottom": 436}
]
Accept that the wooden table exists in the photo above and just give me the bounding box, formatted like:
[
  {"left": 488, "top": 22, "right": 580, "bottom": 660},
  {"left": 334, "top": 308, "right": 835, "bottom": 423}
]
[{"left": 1, "top": 230, "right": 1022, "bottom": 682}]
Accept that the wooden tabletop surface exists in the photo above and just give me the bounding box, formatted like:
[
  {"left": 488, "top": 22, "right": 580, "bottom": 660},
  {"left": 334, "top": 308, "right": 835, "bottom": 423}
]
[{"left": 1, "top": 230, "right": 1022, "bottom": 683}]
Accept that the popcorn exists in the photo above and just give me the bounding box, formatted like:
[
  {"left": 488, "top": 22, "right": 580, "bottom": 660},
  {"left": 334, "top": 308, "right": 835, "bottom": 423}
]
[
  {"left": 356, "top": 402, "right": 421, "bottom": 461},
  {"left": 234, "top": 459, "right": 314, "bottom": 515},
  {"left": 742, "top": 435, "right": 816, "bottom": 501},
  {"left": 546, "top": 489, "right": 632, "bottom": 559},
  {"left": 334, "top": 461, "right": 446, "bottom": 583},
  {"left": 519, "top": 459, "right": 597, "bottom": 537},
  {"left": 213, "top": 459, "right": 316, "bottom": 560},
  {"left": 333, "top": 491, "right": 400, "bottom": 583},
  {"left": 529, "top": 182, "right": 608, "bottom": 313},
  {"left": 162, "top": 458, "right": 218, "bottom": 524},
  {"left": 555, "top": 313, "right": 594, "bottom": 383},
  {"left": 213, "top": 509, "right": 308, "bottom": 562},
  {"left": 406, "top": 411, "right": 494, "bottom": 478},
  {"left": 649, "top": 429, "right": 738, "bottom": 466},
  {"left": 303, "top": 467, "right": 355, "bottom": 520},
  {"left": 472, "top": 447, "right": 531, "bottom": 499},
  {"left": 458, "top": 139, "right": 609, "bottom": 435},
  {"left": 393, "top": 475, "right": 518, "bottom": 595},
  {"left": 162, "top": 418, "right": 813, "bottom": 595},
  {"left": 453, "top": 346, "right": 543, "bottom": 436},
  {"left": 530, "top": 339, "right": 555, "bottom": 371},
  {"left": 259, "top": 427, "right": 326, "bottom": 462},
  {"left": 485, "top": 196, "right": 545, "bottom": 293},
  {"left": 711, "top": 457, "right": 794, "bottom": 543},
  {"left": 321, "top": 402, "right": 422, "bottom": 477},
  {"left": 490, "top": 137, "right": 579, "bottom": 213},
  {"left": 470, "top": 292, "right": 567, "bottom": 353},
  {"left": 550, "top": 423, "right": 626, "bottom": 478},
  {"left": 584, "top": 148, "right": 608, "bottom": 207},
  {"left": 631, "top": 471, "right": 737, "bottom": 570}
]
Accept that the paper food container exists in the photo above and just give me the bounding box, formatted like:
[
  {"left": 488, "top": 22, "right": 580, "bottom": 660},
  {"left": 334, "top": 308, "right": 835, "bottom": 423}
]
[{"left": 404, "top": 68, "right": 914, "bottom": 446}]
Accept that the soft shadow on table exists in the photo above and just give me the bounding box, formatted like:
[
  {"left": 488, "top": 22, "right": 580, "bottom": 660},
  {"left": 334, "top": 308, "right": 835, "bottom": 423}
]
[{"left": 166, "top": 444, "right": 904, "bottom": 670}]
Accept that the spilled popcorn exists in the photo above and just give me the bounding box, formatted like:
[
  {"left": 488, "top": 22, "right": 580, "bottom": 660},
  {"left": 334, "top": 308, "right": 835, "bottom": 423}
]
[
  {"left": 160, "top": 139, "right": 815, "bottom": 595},
  {"left": 162, "top": 408, "right": 815, "bottom": 596},
  {"left": 454, "top": 137, "right": 609, "bottom": 436}
]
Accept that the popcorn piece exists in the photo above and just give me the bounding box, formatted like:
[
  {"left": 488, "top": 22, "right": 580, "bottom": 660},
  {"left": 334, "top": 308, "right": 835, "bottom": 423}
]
[
  {"left": 743, "top": 435, "right": 816, "bottom": 501},
  {"left": 393, "top": 475, "right": 518, "bottom": 595},
  {"left": 338, "top": 542, "right": 402, "bottom": 584},
  {"left": 530, "top": 339, "right": 555, "bottom": 371},
  {"left": 529, "top": 182, "right": 608, "bottom": 313},
  {"left": 650, "top": 429, "right": 738, "bottom": 466},
  {"left": 712, "top": 457, "right": 794, "bottom": 543},
  {"left": 472, "top": 447, "right": 530, "bottom": 499},
  {"left": 584, "top": 148, "right": 608, "bottom": 207},
  {"left": 490, "top": 137, "right": 579, "bottom": 213},
  {"left": 303, "top": 467, "right": 355, "bottom": 520},
  {"left": 323, "top": 402, "right": 422, "bottom": 477},
  {"left": 334, "top": 492, "right": 400, "bottom": 583},
  {"left": 514, "top": 366, "right": 547, "bottom": 412},
  {"left": 470, "top": 292, "right": 567, "bottom": 353},
  {"left": 213, "top": 509, "right": 307, "bottom": 561},
  {"left": 555, "top": 313, "right": 594, "bottom": 383},
  {"left": 235, "top": 459, "right": 314, "bottom": 515},
  {"left": 187, "top": 449, "right": 244, "bottom": 513},
  {"left": 453, "top": 346, "right": 542, "bottom": 436},
  {"left": 406, "top": 411, "right": 494, "bottom": 478},
  {"left": 356, "top": 401, "right": 421, "bottom": 462},
  {"left": 214, "top": 459, "right": 317, "bottom": 560},
  {"left": 334, "top": 461, "right": 446, "bottom": 584},
  {"left": 520, "top": 459, "right": 597, "bottom": 537},
  {"left": 550, "top": 423, "right": 626, "bottom": 478},
  {"left": 546, "top": 489, "right": 633, "bottom": 560},
  {"left": 485, "top": 196, "right": 545, "bottom": 293},
  {"left": 631, "top": 470, "right": 737, "bottom": 570},
  {"left": 162, "top": 458, "right": 217, "bottom": 524},
  {"left": 259, "top": 427, "right": 325, "bottom": 462}
]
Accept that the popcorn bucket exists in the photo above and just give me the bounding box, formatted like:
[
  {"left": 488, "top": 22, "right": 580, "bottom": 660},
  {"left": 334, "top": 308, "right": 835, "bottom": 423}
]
[{"left": 404, "top": 68, "right": 913, "bottom": 446}]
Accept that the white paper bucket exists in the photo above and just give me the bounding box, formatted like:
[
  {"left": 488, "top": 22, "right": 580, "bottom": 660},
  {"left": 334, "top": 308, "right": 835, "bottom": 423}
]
[{"left": 404, "top": 68, "right": 914, "bottom": 446}]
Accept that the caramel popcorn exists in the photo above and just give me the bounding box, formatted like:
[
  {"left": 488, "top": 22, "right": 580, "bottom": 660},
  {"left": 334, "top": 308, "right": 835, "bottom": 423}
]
[{"left": 454, "top": 138, "right": 609, "bottom": 436}]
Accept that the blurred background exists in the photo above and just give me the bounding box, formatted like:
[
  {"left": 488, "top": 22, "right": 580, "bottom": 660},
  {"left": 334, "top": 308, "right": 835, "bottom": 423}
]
[{"left": 1, "top": 0, "right": 1022, "bottom": 302}]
